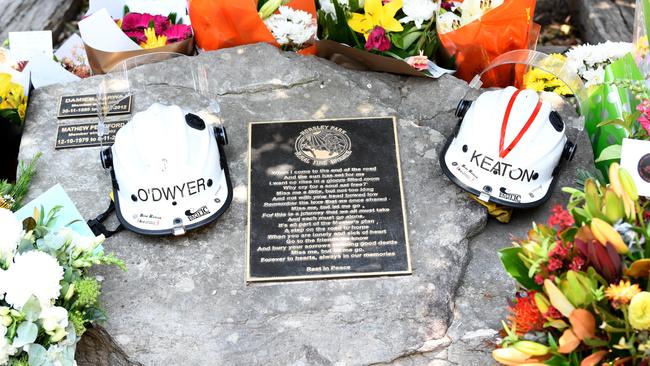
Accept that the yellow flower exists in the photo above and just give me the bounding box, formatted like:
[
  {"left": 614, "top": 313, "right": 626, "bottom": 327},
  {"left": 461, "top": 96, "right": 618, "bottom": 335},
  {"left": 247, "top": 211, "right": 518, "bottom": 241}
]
[
  {"left": 606, "top": 280, "right": 641, "bottom": 307},
  {"left": 140, "top": 27, "right": 167, "bottom": 49},
  {"left": 629, "top": 291, "right": 650, "bottom": 330},
  {"left": 348, "top": 0, "right": 404, "bottom": 39}
]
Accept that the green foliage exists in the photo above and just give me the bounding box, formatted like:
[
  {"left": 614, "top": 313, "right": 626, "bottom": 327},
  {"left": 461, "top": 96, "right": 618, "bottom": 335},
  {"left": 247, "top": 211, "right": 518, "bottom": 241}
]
[
  {"left": 0, "top": 152, "right": 41, "bottom": 211},
  {"left": 498, "top": 247, "right": 542, "bottom": 291},
  {"left": 74, "top": 278, "right": 100, "bottom": 308},
  {"left": 68, "top": 310, "right": 86, "bottom": 336},
  {"left": 0, "top": 108, "right": 22, "bottom": 125}
]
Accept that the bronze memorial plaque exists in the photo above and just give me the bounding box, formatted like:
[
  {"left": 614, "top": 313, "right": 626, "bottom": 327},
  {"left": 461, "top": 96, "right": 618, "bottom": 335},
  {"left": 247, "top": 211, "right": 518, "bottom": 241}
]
[{"left": 247, "top": 117, "right": 411, "bottom": 282}]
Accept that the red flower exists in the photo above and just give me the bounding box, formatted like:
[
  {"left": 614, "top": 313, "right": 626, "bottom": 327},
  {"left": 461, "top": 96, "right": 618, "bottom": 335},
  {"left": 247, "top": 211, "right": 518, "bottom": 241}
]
[
  {"left": 365, "top": 27, "right": 391, "bottom": 52},
  {"left": 543, "top": 306, "right": 562, "bottom": 320},
  {"left": 124, "top": 30, "right": 146, "bottom": 44},
  {"left": 547, "top": 205, "right": 574, "bottom": 231},
  {"left": 534, "top": 274, "right": 544, "bottom": 285},
  {"left": 575, "top": 226, "right": 622, "bottom": 283},
  {"left": 507, "top": 291, "right": 545, "bottom": 335}
]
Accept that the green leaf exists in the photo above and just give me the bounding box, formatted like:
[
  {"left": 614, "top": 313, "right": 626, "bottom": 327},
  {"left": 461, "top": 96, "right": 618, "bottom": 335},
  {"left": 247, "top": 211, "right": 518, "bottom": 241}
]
[
  {"left": 595, "top": 144, "right": 622, "bottom": 163},
  {"left": 14, "top": 320, "right": 38, "bottom": 347},
  {"left": 22, "top": 295, "right": 41, "bottom": 322},
  {"left": 391, "top": 30, "right": 422, "bottom": 50},
  {"left": 123, "top": 5, "right": 130, "bottom": 16},
  {"left": 596, "top": 118, "right": 627, "bottom": 129},
  {"left": 544, "top": 355, "right": 570, "bottom": 366},
  {"left": 27, "top": 343, "right": 46, "bottom": 366},
  {"left": 497, "top": 247, "right": 542, "bottom": 290},
  {"left": 168, "top": 12, "right": 178, "bottom": 25},
  {"left": 582, "top": 337, "right": 609, "bottom": 347}
]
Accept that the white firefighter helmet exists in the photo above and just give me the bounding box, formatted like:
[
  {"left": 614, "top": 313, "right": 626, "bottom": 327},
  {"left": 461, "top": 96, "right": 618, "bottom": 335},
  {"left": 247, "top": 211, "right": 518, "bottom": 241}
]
[
  {"left": 96, "top": 103, "right": 232, "bottom": 236},
  {"left": 439, "top": 50, "right": 587, "bottom": 208}
]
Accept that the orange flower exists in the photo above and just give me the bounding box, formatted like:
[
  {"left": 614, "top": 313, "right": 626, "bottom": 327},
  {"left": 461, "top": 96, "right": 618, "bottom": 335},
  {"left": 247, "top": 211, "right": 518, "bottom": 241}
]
[
  {"left": 507, "top": 291, "right": 545, "bottom": 335},
  {"left": 605, "top": 280, "right": 641, "bottom": 308}
]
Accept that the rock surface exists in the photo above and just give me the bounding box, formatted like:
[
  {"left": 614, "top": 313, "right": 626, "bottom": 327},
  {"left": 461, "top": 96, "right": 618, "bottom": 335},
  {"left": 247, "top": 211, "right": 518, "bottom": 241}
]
[
  {"left": 569, "top": 0, "right": 636, "bottom": 43},
  {"left": 19, "top": 44, "right": 593, "bottom": 365},
  {"left": 0, "top": 0, "right": 83, "bottom": 41}
]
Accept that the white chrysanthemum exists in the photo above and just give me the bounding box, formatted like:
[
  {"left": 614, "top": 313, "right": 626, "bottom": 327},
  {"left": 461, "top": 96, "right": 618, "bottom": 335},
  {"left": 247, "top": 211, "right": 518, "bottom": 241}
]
[
  {"left": 264, "top": 6, "right": 318, "bottom": 47},
  {"left": 565, "top": 41, "right": 634, "bottom": 87},
  {"left": 319, "top": 0, "right": 365, "bottom": 19},
  {"left": 1, "top": 251, "right": 64, "bottom": 309},
  {"left": 459, "top": 0, "right": 503, "bottom": 26},
  {"left": 0, "top": 208, "right": 22, "bottom": 262},
  {"left": 0, "top": 325, "right": 16, "bottom": 364},
  {"left": 437, "top": 11, "right": 461, "bottom": 33},
  {"left": 401, "top": 0, "right": 437, "bottom": 29}
]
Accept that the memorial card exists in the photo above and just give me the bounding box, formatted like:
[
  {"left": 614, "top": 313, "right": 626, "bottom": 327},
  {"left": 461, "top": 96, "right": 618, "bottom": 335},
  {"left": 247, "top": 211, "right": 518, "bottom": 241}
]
[{"left": 247, "top": 117, "right": 411, "bottom": 282}]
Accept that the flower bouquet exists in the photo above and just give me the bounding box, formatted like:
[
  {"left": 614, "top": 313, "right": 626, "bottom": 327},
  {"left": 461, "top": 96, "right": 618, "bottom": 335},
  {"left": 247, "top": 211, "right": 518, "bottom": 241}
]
[
  {"left": 492, "top": 163, "right": 650, "bottom": 365},
  {"left": 0, "top": 204, "right": 124, "bottom": 365},
  {"left": 316, "top": 0, "right": 454, "bottom": 78},
  {"left": 436, "top": 0, "right": 539, "bottom": 87},
  {"left": 79, "top": 0, "right": 194, "bottom": 74},
  {"left": 188, "top": 0, "right": 318, "bottom": 54},
  {"left": 0, "top": 51, "right": 30, "bottom": 181}
]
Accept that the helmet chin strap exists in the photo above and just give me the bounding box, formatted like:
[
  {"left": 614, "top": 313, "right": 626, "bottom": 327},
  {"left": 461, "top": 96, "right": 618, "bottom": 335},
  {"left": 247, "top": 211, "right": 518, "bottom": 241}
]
[{"left": 499, "top": 89, "right": 543, "bottom": 159}]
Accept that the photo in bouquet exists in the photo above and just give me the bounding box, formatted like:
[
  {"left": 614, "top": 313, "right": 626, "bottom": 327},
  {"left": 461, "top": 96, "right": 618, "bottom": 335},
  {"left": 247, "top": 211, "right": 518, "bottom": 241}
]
[{"left": 620, "top": 138, "right": 650, "bottom": 197}]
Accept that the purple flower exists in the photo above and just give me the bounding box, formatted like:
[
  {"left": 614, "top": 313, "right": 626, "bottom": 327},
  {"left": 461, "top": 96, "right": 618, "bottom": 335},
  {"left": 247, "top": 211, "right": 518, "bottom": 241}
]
[
  {"left": 441, "top": 1, "right": 454, "bottom": 11},
  {"left": 163, "top": 24, "right": 193, "bottom": 43},
  {"left": 365, "top": 27, "right": 391, "bottom": 52}
]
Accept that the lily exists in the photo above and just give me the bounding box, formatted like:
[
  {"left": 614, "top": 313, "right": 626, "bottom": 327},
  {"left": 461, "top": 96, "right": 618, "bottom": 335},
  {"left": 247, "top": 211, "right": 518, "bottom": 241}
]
[{"left": 348, "top": 0, "right": 404, "bottom": 39}]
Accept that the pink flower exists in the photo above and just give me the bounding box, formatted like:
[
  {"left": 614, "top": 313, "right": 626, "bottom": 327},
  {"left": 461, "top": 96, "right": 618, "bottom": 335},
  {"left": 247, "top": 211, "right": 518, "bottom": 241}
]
[
  {"left": 365, "top": 27, "right": 391, "bottom": 52},
  {"left": 406, "top": 51, "right": 429, "bottom": 71},
  {"left": 121, "top": 13, "right": 154, "bottom": 32},
  {"left": 124, "top": 30, "right": 147, "bottom": 44},
  {"left": 152, "top": 15, "right": 171, "bottom": 33},
  {"left": 121, "top": 13, "right": 170, "bottom": 34},
  {"left": 163, "top": 24, "right": 193, "bottom": 43},
  {"left": 637, "top": 99, "right": 650, "bottom": 135}
]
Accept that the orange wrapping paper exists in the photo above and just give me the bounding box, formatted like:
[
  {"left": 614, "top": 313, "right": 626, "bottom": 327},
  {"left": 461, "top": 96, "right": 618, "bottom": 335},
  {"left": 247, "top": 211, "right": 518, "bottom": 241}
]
[
  {"left": 189, "top": 0, "right": 317, "bottom": 54},
  {"left": 439, "top": 0, "right": 538, "bottom": 87}
]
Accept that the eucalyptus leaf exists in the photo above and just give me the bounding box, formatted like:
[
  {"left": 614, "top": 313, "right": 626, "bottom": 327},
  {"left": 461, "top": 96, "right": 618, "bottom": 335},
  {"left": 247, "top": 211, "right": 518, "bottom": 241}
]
[
  {"left": 595, "top": 144, "right": 622, "bottom": 163},
  {"left": 27, "top": 343, "right": 47, "bottom": 366},
  {"left": 22, "top": 296, "right": 41, "bottom": 322},
  {"left": 14, "top": 320, "right": 38, "bottom": 347}
]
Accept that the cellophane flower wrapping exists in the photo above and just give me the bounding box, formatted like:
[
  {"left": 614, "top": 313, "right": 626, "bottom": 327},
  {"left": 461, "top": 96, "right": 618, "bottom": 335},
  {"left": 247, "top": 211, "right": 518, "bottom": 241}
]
[
  {"left": 437, "top": 0, "right": 539, "bottom": 87},
  {"left": 584, "top": 54, "right": 644, "bottom": 180},
  {"left": 188, "top": 0, "right": 318, "bottom": 54}
]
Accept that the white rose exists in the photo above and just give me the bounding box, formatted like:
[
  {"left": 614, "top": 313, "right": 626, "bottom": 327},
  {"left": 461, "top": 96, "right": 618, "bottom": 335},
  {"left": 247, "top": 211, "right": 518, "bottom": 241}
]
[
  {"left": 319, "top": 0, "right": 365, "bottom": 19},
  {"left": 400, "top": 0, "right": 437, "bottom": 29},
  {"left": 0, "top": 208, "right": 22, "bottom": 262}
]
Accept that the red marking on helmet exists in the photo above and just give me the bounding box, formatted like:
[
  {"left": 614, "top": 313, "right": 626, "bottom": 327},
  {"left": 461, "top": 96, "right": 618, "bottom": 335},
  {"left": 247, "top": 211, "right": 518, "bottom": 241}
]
[{"left": 499, "top": 89, "right": 543, "bottom": 159}]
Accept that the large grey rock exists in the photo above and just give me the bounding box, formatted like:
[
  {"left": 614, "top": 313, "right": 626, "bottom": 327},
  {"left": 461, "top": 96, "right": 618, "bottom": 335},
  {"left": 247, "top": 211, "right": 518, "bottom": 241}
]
[
  {"left": 18, "top": 44, "right": 594, "bottom": 365},
  {"left": 0, "top": 0, "right": 83, "bottom": 42},
  {"left": 569, "top": 0, "right": 635, "bottom": 43}
]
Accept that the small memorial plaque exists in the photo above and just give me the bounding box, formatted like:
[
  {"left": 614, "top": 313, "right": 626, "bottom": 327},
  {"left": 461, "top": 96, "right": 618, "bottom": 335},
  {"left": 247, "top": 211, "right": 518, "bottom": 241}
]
[
  {"left": 247, "top": 117, "right": 411, "bottom": 282},
  {"left": 55, "top": 121, "right": 126, "bottom": 149},
  {"left": 57, "top": 93, "right": 131, "bottom": 119}
]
